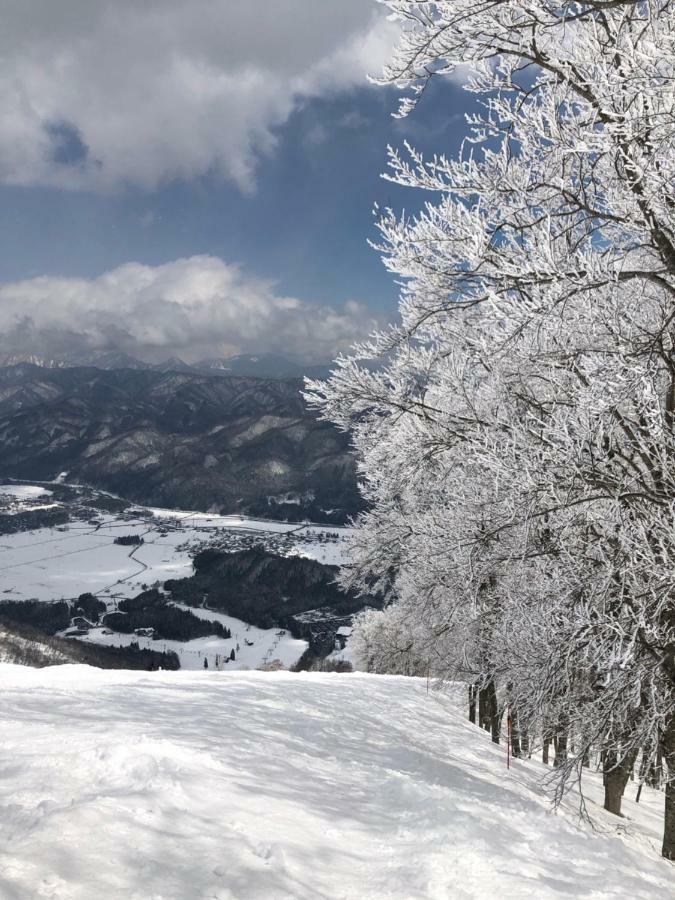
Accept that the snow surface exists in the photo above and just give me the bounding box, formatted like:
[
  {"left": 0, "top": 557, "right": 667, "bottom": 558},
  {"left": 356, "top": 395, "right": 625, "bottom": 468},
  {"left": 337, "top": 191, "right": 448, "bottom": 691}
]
[
  {"left": 0, "top": 503, "right": 351, "bottom": 604},
  {"left": 74, "top": 605, "right": 308, "bottom": 672},
  {"left": 0, "top": 517, "right": 196, "bottom": 602},
  {"left": 146, "top": 508, "right": 301, "bottom": 532},
  {"left": 0, "top": 484, "right": 346, "bottom": 671},
  {"left": 0, "top": 484, "right": 53, "bottom": 499},
  {"left": 0, "top": 666, "right": 672, "bottom": 900}
]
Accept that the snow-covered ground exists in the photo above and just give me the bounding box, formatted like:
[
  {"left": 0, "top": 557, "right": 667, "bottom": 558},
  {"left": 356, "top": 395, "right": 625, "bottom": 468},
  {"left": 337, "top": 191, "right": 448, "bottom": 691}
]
[
  {"left": 75, "top": 605, "right": 308, "bottom": 671},
  {"left": 0, "top": 484, "right": 53, "bottom": 499},
  {"left": 0, "top": 666, "right": 671, "bottom": 900},
  {"left": 0, "top": 484, "right": 352, "bottom": 671},
  {"left": 0, "top": 517, "right": 195, "bottom": 602},
  {"left": 147, "top": 507, "right": 302, "bottom": 533},
  {"left": 0, "top": 492, "right": 351, "bottom": 604}
]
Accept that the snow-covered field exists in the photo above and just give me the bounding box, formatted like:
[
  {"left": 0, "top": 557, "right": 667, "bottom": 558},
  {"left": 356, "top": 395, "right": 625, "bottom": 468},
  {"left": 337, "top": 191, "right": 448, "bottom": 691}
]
[
  {"left": 0, "top": 517, "right": 194, "bottom": 602},
  {"left": 0, "top": 666, "right": 671, "bottom": 900},
  {"left": 0, "top": 494, "right": 351, "bottom": 605},
  {"left": 75, "top": 605, "right": 308, "bottom": 672},
  {"left": 0, "top": 484, "right": 354, "bottom": 670},
  {"left": 0, "top": 484, "right": 53, "bottom": 499}
]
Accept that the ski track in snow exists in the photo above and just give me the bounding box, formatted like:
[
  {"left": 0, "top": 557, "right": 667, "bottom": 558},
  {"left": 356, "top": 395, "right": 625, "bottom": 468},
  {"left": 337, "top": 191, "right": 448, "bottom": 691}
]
[{"left": 0, "top": 667, "right": 672, "bottom": 900}]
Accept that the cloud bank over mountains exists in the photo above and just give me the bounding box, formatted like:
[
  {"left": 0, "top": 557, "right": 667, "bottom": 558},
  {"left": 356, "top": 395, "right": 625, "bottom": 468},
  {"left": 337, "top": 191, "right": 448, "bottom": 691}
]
[
  {"left": 0, "top": 0, "right": 396, "bottom": 191},
  {"left": 0, "top": 256, "right": 379, "bottom": 364}
]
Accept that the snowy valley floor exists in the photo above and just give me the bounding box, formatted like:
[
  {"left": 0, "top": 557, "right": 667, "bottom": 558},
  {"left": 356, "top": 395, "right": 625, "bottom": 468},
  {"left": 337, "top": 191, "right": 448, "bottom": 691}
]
[{"left": 0, "top": 667, "right": 673, "bottom": 900}]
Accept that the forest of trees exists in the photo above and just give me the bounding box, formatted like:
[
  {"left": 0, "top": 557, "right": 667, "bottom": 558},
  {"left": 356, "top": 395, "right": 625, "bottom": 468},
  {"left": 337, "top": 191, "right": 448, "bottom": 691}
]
[
  {"left": 0, "top": 590, "right": 230, "bottom": 644},
  {"left": 109, "top": 590, "right": 232, "bottom": 642},
  {"left": 307, "top": 0, "right": 675, "bottom": 859},
  {"left": 165, "top": 546, "right": 370, "bottom": 631}
]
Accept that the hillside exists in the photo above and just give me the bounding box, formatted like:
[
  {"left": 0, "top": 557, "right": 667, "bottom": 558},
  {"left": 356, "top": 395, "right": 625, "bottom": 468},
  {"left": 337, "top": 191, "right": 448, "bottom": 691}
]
[
  {"left": 0, "top": 364, "right": 360, "bottom": 522},
  {"left": 165, "top": 546, "right": 372, "bottom": 652},
  {"left": 0, "top": 620, "right": 179, "bottom": 670},
  {"left": 0, "top": 622, "right": 71, "bottom": 666},
  {"left": 0, "top": 667, "right": 672, "bottom": 899}
]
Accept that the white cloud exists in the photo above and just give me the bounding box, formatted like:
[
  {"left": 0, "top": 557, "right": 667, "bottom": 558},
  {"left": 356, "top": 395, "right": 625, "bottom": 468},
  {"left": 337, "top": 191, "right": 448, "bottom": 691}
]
[
  {"left": 0, "top": 1, "right": 397, "bottom": 191},
  {"left": 0, "top": 256, "right": 379, "bottom": 363}
]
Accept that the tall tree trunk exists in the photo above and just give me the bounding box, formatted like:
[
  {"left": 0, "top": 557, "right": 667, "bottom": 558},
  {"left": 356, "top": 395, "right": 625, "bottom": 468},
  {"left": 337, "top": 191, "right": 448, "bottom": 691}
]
[
  {"left": 663, "top": 779, "right": 675, "bottom": 860},
  {"left": 510, "top": 706, "right": 522, "bottom": 759},
  {"left": 636, "top": 749, "right": 656, "bottom": 804},
  {"left": 468, "top": 684, "right": 477, "bottom": 725},
  {"left": 582, "top": 745, "right": 591, "bottom": 769},
  {"left": 553, "top": 722, "right": 568, "bottom": 768},
  {"left": 603, "top": 747, "right": 638, "bottom": 817},
  {"left": 647, "top": 750, "right": 663, "bottom": 788},
  {"left": 478, "top": 685, "right": 490, "bottom": 731},
  {"left": 542, "top": 733, "right": 551, "bottom": 766},
  {"left": 521, "top": 730, "right": 530, "bottom": 758},
  {"left": 662, "top": 717, "right": 675, "bottom": 859},
  {"left": 659, "top": 376, "right": 675, "bottom": 857},
  {"left": 480, "top": 679, "right": 501, "bottom": 743}
]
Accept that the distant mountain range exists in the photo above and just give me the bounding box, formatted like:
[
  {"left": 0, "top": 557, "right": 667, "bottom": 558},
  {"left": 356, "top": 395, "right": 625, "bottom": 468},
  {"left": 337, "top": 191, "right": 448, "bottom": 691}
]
[
  {"left": 0, "top": 351, "right": 335, "bottom": 381},
  {"left": 0, "top": 364, "right": 361, "bottom": 523}
]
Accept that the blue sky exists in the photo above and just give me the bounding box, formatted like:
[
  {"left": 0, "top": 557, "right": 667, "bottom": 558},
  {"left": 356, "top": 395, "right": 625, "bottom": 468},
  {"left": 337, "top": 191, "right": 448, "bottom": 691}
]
[{"left": 0, "top": 2, "right": 471, "bottom": 363}]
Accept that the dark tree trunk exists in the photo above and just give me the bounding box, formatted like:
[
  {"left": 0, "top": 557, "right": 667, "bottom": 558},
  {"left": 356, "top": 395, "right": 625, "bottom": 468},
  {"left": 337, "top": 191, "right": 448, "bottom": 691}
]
[
  {"left": 491, "top": 712, "right": 502, "bottom": 744},
  {"left": 479, "top": 679, "right": 501, "bottom": 743},
  {"left": 543, "top": 734, "right": 551, "bottom": 766},
  {"left": 510, "top": 706, "right": 522, "bottom": 759},
  {"left": 647, "top": 751, "right": 663, "bottom": 789},
  {"left": 521, "top": 731, "right": 530, "bottom": 758},
  {"left": 662, "top": 718, "right": 675, "bottom": 859},
  {"left": 663, "top": 778, "right": 675, "bottom": 860},
  {"left": 636, "top": 751, "right": 652, "bottom": 804},
  {"left": 478, "top": 685, "right": 489, "bottom": 731},
  {"left": 468, "top": 684, "right": 477, "bottom": 725},
  {"left": 553, "top": 726, "right": 568, "bottom": 768},
  {"left": 603, "top": 748, "right": 638, "bottom": 817}
]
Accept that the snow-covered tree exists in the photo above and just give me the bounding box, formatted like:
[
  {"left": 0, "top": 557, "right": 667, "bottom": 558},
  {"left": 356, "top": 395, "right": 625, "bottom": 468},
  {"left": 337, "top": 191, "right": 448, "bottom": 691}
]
[{"left": 307, "top": 0, "right": 675, "bottom": 858}]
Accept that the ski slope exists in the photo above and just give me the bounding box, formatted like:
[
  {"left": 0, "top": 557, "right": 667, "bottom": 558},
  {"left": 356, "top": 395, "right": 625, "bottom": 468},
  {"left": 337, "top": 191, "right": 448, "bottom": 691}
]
[{"left": 0, "top": 666, "right": 672, "bottom": 899}]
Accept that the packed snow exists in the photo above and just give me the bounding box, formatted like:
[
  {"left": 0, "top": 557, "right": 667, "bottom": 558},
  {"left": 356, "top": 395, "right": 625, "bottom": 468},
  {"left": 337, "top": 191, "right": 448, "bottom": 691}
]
[{"left": 0, "top": 666, "right": 672, "bottom": 900}]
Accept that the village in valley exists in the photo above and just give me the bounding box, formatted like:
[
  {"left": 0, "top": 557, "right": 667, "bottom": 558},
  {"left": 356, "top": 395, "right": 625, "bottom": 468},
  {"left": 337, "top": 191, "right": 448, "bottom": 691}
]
[{"left": 0, "top": 481, "right": 355, "bottom": 672}]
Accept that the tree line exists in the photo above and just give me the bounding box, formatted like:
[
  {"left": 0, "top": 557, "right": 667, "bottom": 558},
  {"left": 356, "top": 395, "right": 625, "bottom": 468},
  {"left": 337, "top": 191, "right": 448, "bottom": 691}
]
[{"left": 306, "top": 0, "right": 675, "bottom": 859}]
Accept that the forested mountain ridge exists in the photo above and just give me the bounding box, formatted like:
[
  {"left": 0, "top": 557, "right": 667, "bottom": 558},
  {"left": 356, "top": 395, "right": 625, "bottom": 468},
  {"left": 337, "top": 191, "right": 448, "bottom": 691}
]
[{"left": 0, "top": 365, "right": 360, "bottom": 522}]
